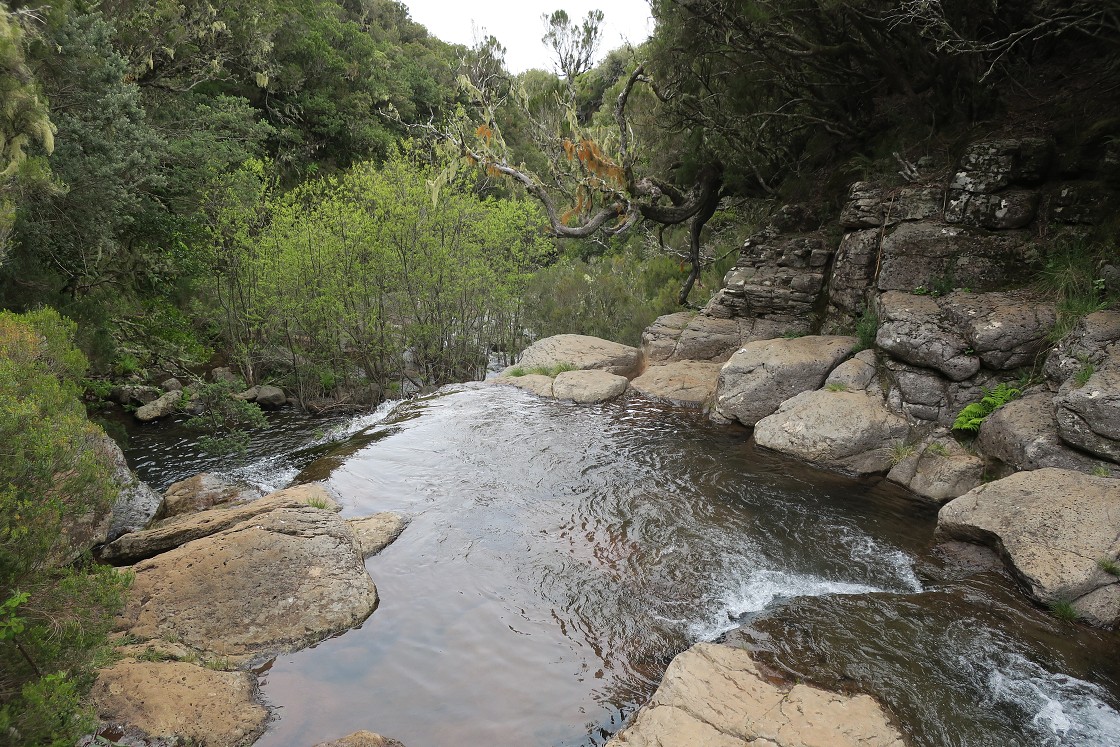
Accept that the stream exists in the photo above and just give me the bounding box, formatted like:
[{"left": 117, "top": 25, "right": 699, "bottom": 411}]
[{"left": 115, "top": 383, "right": 1120, "bottom": 747}]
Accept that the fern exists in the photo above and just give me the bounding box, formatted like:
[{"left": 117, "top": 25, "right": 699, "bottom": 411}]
[{"left": 952, "top": 383, "right": 1021, "bottom": 432}]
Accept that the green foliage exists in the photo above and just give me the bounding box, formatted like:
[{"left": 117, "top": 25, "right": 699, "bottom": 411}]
[
  {"left": 1036, "top": 237, "right": 1116, "bottom": 342},
  {"left": 1074, "top": 358, "right": 1096, "bottom": 388},
  {"left": 1097, "top": 557, "right": 1120, "bottom": 576},
  {"left": 507, "top": 363, "right": 578, "bottom": 378},
  {"left": 182, "top": 380, "right": 266, "bottom": 455},
  {"left": 1049, "top": 600, "right": 1079, "bottom": 622},
  {"left": 854, "top": 308, "right": 879, "bottom": 352},
  {"left": 926, "top": 442, "right": 951, "bottom": 457},
  {"left": 305, "top": 496, "right": 331, "bottom": 510},
  {"left": 0, "top": 309, "right": 128, "bottom": 746},
  {"left": 952, "top": 383, "right": 1022, "bottom": 433},
  {"left": 888, "top": 442, "right": 917, "bottom": 466},
  {"left": 1092, "top": 465, "right": 1112, "bottom": 478}
]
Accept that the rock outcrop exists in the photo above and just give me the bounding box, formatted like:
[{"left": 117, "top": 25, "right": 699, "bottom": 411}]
[
  {"left": 312, "top": 732, "right": 406, "bottom": 747},
  {"left": 978, "top": 391, "right": 1113, "bottom": 475},
  {"left": 938, "top": 468, "right": 1120, "bottom": 625},
  {"left": 630, "top": 361, "right": 722, "bottom": 407},
  {"left": 641, "top": 312, "right": 792, "bottom": 364},
  {"left": 606, "top": 642, "right": 904, "bottom": 747},
  {"left": 754, "top": 390, "right": 910, "bottom": 475},
  {"left": 1054, "top": 368, "right": 1120, "bottom": 462},
  {"left": 714, "top": 336, "right": 858, "bottom": 426},
  {"left": 552, "top": 369, "right": 630, "bottom": 404},
  {"left": 134, "top": 390, "right": 183, "bottom": 422},
  {"left": 348, "top": 513, "right": 409, "bottom": 558},
  {"left": 154, "top": 472, "right": 263, "bottom": 522},
  {"left": 255, "top": 384, "right": 287, "bottom": 409},
  {"left": 506, "top": 334, "right": 642, "bottom": 378},
  {"left": 91, "top": 660, "right": 268, "bottom": 747},
  {"left": 887, "top": 436, "right": 984, "bottom": 503},
  {"left": 493, "top": 373, "right": 554, "bottom": 398},
  {"left": 116, "top": 491, "right": 378, "bottom": 665}
]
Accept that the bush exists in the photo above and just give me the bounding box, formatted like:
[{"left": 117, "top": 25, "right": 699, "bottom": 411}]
[{"left": 0, "top": 308, "right": 129, "bottom": 747}]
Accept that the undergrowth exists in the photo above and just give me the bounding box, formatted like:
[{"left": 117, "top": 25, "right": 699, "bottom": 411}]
[
  {"left": 952, "top": 383, "right": 1022, "bottom": 432},
  {"left": 1036, "top": 237, "right": 1117, "bottom": 341}
]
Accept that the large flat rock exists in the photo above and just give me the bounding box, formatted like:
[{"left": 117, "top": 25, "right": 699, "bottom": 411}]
[
  {"left": 506, "top": 334, "right": 641, "bottom": 378},
  {"left": 714, "top": 336, "right": 858, "bottom": 426},
  {"left": 313, "top": 733, "right": 406, "bottom": 747},
  {"left": 91, "top": 660, "right": 267, "bottom": 747},
  {"left": 641, "top": 312, "right": 793, "bottom": 364},
  {"left": 606, "top": 642, "right": 904, "bottom": 747},
  {"left": 100, "top": 484, "right": 338, "bottom": 564},
  {"left": 348, "top": 513, "right": 408, "bottom": 558},
  {"left": 630, "top": 361, "right": 721, "bottom": 407},
  {"left": 754, "top": 390, "right": 910, "bottom": 475},
  {"left": 938, "top": 468, "right": 1120, "bottom": 625},
  {"left": 116, "top": 501, "right": 378, "bottom": 664},
  {"left": 154, "top": 472, "right": 263, "bottom": 522},
  {"left": 552, "top": 369, "right": 629, "bottom": 403}
]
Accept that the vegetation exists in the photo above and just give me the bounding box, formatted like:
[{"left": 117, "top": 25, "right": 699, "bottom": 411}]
[
  {"left": 1049, "top": 600, "right": 1080, "bottom": 622},
  {"left": 507, "top": 363, "right": 578, "bottom": 378},
  {"left": 952, "top": 384, "right": 1022, "bottom": 433},
  {"left": 0, "top": 309, "right": 129, "bottom": 746},
  {"left": 1097, "top": 557, "right": 1120, "bottom": 577},
  {"left": 888, "top": 442, "right": 917, "bottom": 466}
]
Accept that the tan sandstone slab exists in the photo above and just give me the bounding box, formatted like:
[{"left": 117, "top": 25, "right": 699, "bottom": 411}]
[
  {"left": 91, "top": 660, "right": 267, "bottom": 747},
  {"left": 630, "top": 361, "right": 722, "bottom": 407},
  {"left": 312, "top": 731, "right": 406, "bottom": 747},
  {"left": 552, "top": 369, "right": 629, "bottom": 403},
  {"left": 100, "top": 484, "right": 338, "bottom": 564},
  {"left": 938, "top": 467, "right": 1120, "bottom": 625},
  {"left": 348, "top": 512, "right": 408, "bottom": 557},
  {"left": 116, "top": 502, "right": 377, "bottom": 664},
  {"left": 504, "top": 334, "right": 642, "bottom": 378},
  {"left": 491, "top": 373, "right": 554, "bottom": 397},
  {"left": 607, "top": 642, "right": 904, "bottom": 747}
]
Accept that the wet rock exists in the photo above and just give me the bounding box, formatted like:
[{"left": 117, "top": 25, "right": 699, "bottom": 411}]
[
  {"left": 1055, "top": 368, "right": 1120, "bottom": 462},
  {"left": 491, "top": 374, "right": 553, "bottom": 398},
  {"left": 875, "top": 292, "right": 978, "bottom": 381},
  {"left": 312, "top": 733, "right": 406, "bottom": 747},
  {"left": 90, "top": 660, "right": 267, "bottom": 747},
  {"left": 754, "top": 389, "right": 910, "bottom": 475},
  {"left": 552, "top": 369, "right": 629, "bottom": 404},
  {"left": 134, "top": 390, "right": 183, "bottom": 422},
  {"left": 255, "top": 384, "right": 287, "bottom": 409},
  {"left": 938, "top": 468, "right": 1120, "bottom": 626},
  {"left": 630, "top": 361, "right": 722, "bottom": 408},
  {"left": 876, "top": 222, "right": 1033, "bottom": 294},
  {"left": 714, "top": 336, "right": 858, "bottom": 426},
  {"left": 154, "top": 473, "right": 263, "bottom": 522},
  {"left": 507, "top": 334, "right": 642, "bottom": 378},
  {"left": 116, "top": 492, "right": 377, "bottom": 664},
  {"left": 606, "top": 642, "right": 904, "bottom": 747},
  {"left": 100, "top": 484, "right": 338, "bottom": 564},
  {"left": 348, "top": 513, "right": 408, "bottom": 558},
  {"left": 641, "top": 312, "right": 793, "bottom": 364},
  {"left": 887, "top": 436, "right": 984, "bottom": 504},
  {"left": 979, "top": 391, "right": 1114, "bottom": 474}
]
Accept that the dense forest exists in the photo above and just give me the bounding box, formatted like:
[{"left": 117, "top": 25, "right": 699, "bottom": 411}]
[{"left": 2, "top": 0, "right": 1119, "bottom": 743}]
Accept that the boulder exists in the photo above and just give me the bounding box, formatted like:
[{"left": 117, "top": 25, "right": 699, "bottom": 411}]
[
  {"left": 100, "top": 435, "right": 164, "bottom": 543},
  {"left": 313, "top": 732, "right": 406, "bottom": 747},
  {"left": 882, "top": 358, "right": 1000, "bottom": 426},
  {"left": 825, "top": 349, "right": 879, "bottom": 393},
  {"left": 714, "top": 336, "right": 858, "bottom": 426},
  {"left": 491, "top": 373, "right": 554, "bottom": 398},
  {"left": 875, "top": 292, "right": 978, "bottom": 381},
  {"left": 100, "top": 484, "right": 338, "bottom": 565},
  {"left": 979, "top": 391, "right": 1114, "bottom": 475},
  {"left": 1044, "top": 310, "right": 1120, "bottom": 385},
  {"left": 938, "top": 468, "right": 1120, "bottom": 626},
  {"left": 629, "top": 361, "right": 722, "bottom": 408},
  {"left": 552, "top": 369, "right": 629, "bottom": 404},
  {"left": 116, "top": 496, "right": 377, "bottom": 664},
  {"left": 641, "top": 312, "right": 793, "bottom": 364},
  {"left": 606, "top": 642, "right": 904, "bottom": 747},
  {"left": 209, "top": 367, "right": 239, "bottom": 384},
  {"left": 255, "top": 384, "right": 287, "bottom": 409},
  {"left": 90, "top": 660, "right": 267, "bottom": 747},
  {"left": 940, "top": 291, "right": 1057, "bottom": 370},
  {"left": 950, "top": 138, "right": 1051, "bottom": 194},
  {"left": 887, "top": 436, "right": 984, "bottom": 504},
  {"left": 348, "top": 513, "right": 409, "bottom": 558},
  {"left": 507, "top": 334, "right": 642, "bottom": 378},
  {"left": 134, "top": 390, "right": 183, "bottom": 422},
  {"left": 945, "top": 190, "right": 1038, "bottom": 230},
  {"left": 232, "top": 385, "right": 261, "bottom": 402},
  {"left": 876, "top": 222, "right": 1033, "bottom": 294},
  {"left": 110, "top": 385, "right": 161, "bottom": 406},
  {"left": 825, "top": 229, "right": 880, "bottom": 323},
  {"left": 159, "top": 378, "right": 182, "bottom": 392},
  {"left": 754, "top": 390, "right": 910, "bottom": 475},
  {"left": 154, "top": 473, "right": 264, "bottom": 522},
  {"left": 1055, "top": 368, "right": 1120, "bottom": 462}
]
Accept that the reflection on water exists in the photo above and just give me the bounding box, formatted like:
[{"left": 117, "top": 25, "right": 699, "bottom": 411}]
[{"left": 116, "top": 384, "right": 1120, "bottom": 747}]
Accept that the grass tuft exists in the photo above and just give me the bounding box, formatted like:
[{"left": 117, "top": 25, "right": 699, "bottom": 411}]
[
  {"left": 1048, "top": 600, "right": 1080, "bottom": 622},
  {"left": 825, "top": 382, "right": 848, "bottom": 392},
  {"left": 888, "top": 442, "right": 917, "bottom": 466},
  {"left": 1098, "top": 557, "right": 1120, "bottom": 577}
]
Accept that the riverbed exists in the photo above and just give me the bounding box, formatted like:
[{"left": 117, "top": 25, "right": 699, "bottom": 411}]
[{"left": 117, "top": 383, "right": 1120, "bottom": 747}]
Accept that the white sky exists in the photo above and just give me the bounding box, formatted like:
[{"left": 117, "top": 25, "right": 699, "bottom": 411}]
[{"left": 403, "top": 0, "right": 655, "bottom": 74}]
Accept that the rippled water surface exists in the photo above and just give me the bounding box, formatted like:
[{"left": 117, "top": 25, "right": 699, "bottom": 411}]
[{"left": 118, "top": 384, "right": 1120, "bottom": 747}]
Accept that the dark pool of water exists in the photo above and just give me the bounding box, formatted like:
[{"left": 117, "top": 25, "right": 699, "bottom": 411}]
[{"left": 114, "top": 384, "right": 1120, "bottom": 747}]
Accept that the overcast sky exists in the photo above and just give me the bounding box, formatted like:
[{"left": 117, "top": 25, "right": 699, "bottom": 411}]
[{"left": 402, "top": 1, "right": 655, "bottom": 73}]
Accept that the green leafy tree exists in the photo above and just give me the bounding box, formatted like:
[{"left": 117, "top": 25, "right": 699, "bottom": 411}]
[
  {"left": 542, "top": 9, "right": 604, "bottom": 84},
  {"left": 0, "top": 308, "right": 128, "bottom": 747}
]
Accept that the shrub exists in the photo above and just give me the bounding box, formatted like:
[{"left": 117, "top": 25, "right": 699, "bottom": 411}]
[
  {"left": 854, "top": 307, "right": 878, "bottom": 352},
  {"left": 952, "top": 383, "right": 1021, "bottom": 433},
  {"left": 0, "top": 309, "right": 129, "bottom": 746}
]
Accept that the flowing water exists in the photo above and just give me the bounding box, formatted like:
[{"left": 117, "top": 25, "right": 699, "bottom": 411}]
[{"left": 116, "top": 383, "right": 1120, "bottom": 747}]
